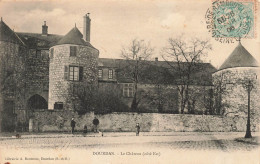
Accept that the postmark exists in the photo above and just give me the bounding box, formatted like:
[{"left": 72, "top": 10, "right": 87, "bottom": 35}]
[
  {"left": 211, "top": 0, "right": 256, "bottom": 39},
  {"left": 205, "top": 8, "right": 235, "bottom": 43}
]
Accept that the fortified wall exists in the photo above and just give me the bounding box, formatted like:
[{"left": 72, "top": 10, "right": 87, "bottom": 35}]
[{"left": 30, "top": 111, "right": 260, "bottom": 132}]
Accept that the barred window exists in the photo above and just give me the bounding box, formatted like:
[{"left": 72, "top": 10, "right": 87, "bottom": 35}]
[
  {"left": 98, "top": 69, "right": 103, "bottom": 78},
  {"left": 108, "top": 69, "right": 113, "bottom": 79},
  {"left": 123, "top": 84, "right": 134, "bottom": 97}
]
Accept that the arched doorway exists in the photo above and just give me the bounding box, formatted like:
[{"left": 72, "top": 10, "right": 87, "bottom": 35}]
[
  {"left": 27, "top": 94, "right": 48, "bottom": 110},
  {"left": 25, "top": 94, "right": 48, "bottom": 132}
]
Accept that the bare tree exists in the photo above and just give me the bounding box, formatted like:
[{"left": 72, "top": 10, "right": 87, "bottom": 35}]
[
  {"left": 162, "top": 36, "right": 212, "bottom": 114},
  {"left": 121, "top": 39, "right": 154, "bottom": 112},
  {"left": 68, "top": 83, "right": 127, "bottom": 115},
  {"left": 213, "top": 72, "right": 229, "bottom": 115}
]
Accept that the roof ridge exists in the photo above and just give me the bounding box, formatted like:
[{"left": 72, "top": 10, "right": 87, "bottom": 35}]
[
  {"left": 0, "top": 20, "right": 24, "bottom": 45},
  {"left": 17, "top": 32, "right": 63, "bottom": 37}
]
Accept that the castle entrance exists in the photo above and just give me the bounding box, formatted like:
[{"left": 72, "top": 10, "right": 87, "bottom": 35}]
[{"left": 25, "top": 94, "right": 48, "bottom": 131}]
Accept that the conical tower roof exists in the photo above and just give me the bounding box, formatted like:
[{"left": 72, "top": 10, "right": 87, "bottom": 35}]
[
  {"left": 0, "top": 18, "right": 24, "bottom": 45},
  {"left": 219, "top": 42, "right": 259, "bottom": 70},
  {"left": 56, "top": 26, "right": 95, "bottom": 48}
]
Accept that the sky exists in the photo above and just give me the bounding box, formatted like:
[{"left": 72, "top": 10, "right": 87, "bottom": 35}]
[{"left": 0, "top": 0, "right": 259, "bottom": 69}]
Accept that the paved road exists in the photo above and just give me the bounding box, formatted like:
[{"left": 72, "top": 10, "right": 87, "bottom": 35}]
[{"left": 0, "top": 132, "right": 258, "bottom": 151}]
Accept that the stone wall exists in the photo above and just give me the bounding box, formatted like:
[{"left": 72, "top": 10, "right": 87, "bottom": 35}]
[
  {"left": 31, "top": 111, "right": 259, "bottom": 132},
  {"left": 0, "top": 41, "right": 27, "bottom": 131},
  {"left": 25, "top": 49, "right": 49, "bottom": 105},
  {"left": 97, "top": 83, "right": 212, "bottom": 114}
]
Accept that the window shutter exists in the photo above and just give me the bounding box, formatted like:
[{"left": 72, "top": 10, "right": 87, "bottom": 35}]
[
  {"left": 79, "top": 66, "right": 83, "bottom": 81},
  {"left": 64, "top": 66, "right": 69, "bottom": 80},
  {"left": 50, "top": 48, "right": 54, "bottom": 59}
]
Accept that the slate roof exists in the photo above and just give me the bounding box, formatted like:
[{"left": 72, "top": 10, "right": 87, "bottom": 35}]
[
  {"left": 56, "top": 26, "right": 96, "bottom": 49},
  {"left": 17, "top": 32, "right": 62, "bottom": 49},
  {"left": 3, "top": 23, "right": 97, "bottom": 49},
  {"left": 98, "top": 58, "right": 217, "bottom": 85},
  {"left": 0, "top": 19, "right": 24, "bottom": 45},
  {"left": 219, "top": 42, "right": 259, "bottom": 70}
]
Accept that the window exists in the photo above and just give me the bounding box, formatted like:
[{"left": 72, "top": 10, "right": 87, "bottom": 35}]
[
  {"left": 43, "top": 82, "right": 49, "bottom": 91},
  {"left": 68, "top": 66, "right": 83, "bottom": 81},
  {"left": 70, "top": 46, "right": 77, "bottom": 56},
  {"left": 108, "top": 69, "right": 113, "bottom": 79},
  {"left": 98, "top": 69, "right": 103, "bottom": 78},
  {"left": 123, "top": 84, "right": 134, "bottom": 97},
  {"left": 36, "top": 50, "right": 41, "bottom": 58},
  {"left": 54, "top": 102, "right": 63, "bottom": 110}
]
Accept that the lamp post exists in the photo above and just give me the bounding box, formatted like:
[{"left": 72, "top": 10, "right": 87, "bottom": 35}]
[{"left": 245, "top": 80, "right": 253, "bottom": 138}]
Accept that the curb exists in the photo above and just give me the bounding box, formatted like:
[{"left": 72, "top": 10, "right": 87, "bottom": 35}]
[{"left": 235, "top": 137, "right": 259, "bottom": 145}]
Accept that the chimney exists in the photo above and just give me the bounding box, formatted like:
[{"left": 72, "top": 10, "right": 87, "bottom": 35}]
[
  {"left": 42, "top": 21, "right": 48, "bottom": 36},
  {"left": 83, "top": 13, "right": 91, "bottom": 42},
  {"left": 155, "top": 57, "right": 158, "bottom": 62}
]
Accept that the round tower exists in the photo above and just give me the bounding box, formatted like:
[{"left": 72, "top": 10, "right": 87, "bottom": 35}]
[
  {"left": 213, "top": 42, "right": 259, "bottom": 119},
  {"left": 48, "top": 24, "right": 99, "bottom": 110}
]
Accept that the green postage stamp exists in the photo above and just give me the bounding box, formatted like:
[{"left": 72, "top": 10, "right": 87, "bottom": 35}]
[{"left": 212, "top": 0, "right": 256, "bottom": 38}]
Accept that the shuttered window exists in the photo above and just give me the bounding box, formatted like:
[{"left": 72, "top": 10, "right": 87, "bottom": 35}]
[
  {"left": 70, "top": 46, "right": 77, "bottom": 56},
  {"left": 79, "top": 66, "right": 83, "bottom": 81},
  {"left": 65, "top": 66, "right": 83, "bottom": 81},
  {"left": 50, "top": 48, "right": 54, "bottom": 59},
  {"left": 64, "top": 66, "right": 69, "bottom": 80}
]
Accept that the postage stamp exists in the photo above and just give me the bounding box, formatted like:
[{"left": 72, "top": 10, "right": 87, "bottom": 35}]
[{"left": 211, "top": 0, "right": 256, "bottom": 38}]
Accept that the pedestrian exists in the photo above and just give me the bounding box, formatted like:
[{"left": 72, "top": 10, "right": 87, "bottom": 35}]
[
  {"left": 136, "top": 123, "right": 140, "bottom": 136},
  {"left": 93, "top": 117, "right": 99, "bottom": 133},
  {"left": 71, "top": 118, "right": 76, "bottom": 134},
  {"left": 83, "top": 124, "right": 88, "bottom": 137}
]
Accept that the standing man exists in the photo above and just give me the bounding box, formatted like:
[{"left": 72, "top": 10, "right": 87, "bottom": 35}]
[
  {"left": 83, "top": 124, "right": 88, "bottom": 137},
  {"left": 136, "top": 123, "right": 140, "bottom": 136},
  {"left": 93, "top": 117, "right": 99, "bottom": 133},
  {"left": 71, "top": 118, "right": 76, "bottom": 134}
]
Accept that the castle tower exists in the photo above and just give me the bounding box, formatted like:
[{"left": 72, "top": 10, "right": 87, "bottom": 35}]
[
  {"left": 0, "top": 18, "right": 26, "bottom": 131},
  {"left": 213, "top": 42, "right": 259, "bottom": 130},
  {"left": 48, "top": 17, "right": 99, "bottom": 110}
]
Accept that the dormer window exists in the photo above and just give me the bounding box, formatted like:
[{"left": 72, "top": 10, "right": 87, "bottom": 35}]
[
  {"left": 70, "top": 46, "right": 77, "bottom": 56},
  {"left": 108, "top": 69, "right": 113, "bottom": 79}
]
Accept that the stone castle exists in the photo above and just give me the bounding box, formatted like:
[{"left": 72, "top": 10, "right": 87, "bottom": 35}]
[{"left": 0, "top": 14, "right": 259, "bottom": 132}]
